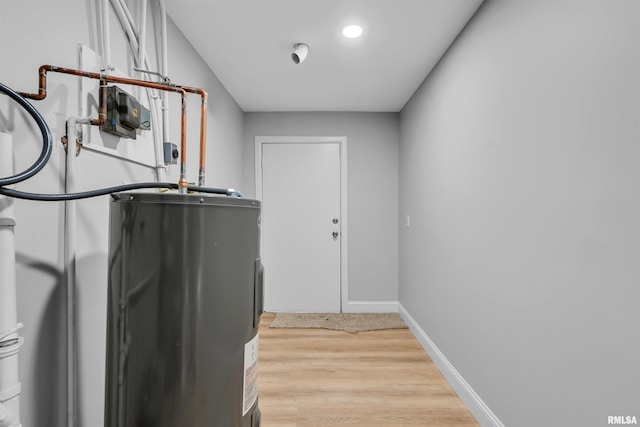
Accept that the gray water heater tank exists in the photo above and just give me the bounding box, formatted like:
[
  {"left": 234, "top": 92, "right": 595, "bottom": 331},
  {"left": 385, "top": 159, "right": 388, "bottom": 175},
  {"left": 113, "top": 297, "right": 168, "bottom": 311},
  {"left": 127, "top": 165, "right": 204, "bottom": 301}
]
[{"left": 105, "top": 192, "right": 263, "bottom": 427}]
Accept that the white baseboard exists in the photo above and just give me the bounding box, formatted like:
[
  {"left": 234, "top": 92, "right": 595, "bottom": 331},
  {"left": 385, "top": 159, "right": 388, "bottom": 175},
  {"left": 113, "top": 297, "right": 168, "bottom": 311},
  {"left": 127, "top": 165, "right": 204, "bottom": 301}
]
[
  {"left": 398, "top": 304, "right": 504, "bottom": 427},
  {"left": 343, "top": 301, "right": 398, "bottom": 313}
]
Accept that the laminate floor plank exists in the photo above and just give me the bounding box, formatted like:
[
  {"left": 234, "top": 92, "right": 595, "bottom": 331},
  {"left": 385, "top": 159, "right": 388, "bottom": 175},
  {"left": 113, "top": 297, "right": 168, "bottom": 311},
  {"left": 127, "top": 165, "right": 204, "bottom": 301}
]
[{"left": 258, "top": 312, "right": 479, "bottom": 426}]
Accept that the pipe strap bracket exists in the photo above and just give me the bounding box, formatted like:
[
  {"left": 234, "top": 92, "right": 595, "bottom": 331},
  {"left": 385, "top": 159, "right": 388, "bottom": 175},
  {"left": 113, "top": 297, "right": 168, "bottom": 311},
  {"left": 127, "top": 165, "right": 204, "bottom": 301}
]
[
  {"left": 0, "top": 324, "right": 22, "bottom": 341},
  {"left": 0, "top": 383, "right": 21, "bottom": 403},
  {"left": 0, "top": 324, "right": 24, "bottom": 360},
  {"left": 0, "top": 337, "right": 24, "bottom": 360},
  {"left": 0, "top": 218, "right": 16, "bottom": 227}
]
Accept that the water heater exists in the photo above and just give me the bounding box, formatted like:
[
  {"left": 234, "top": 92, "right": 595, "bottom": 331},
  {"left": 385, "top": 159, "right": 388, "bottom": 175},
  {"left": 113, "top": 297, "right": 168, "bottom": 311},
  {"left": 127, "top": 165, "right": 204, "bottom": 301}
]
[{"left": 105, "top": 192, "right": 263, "bottom": 426}]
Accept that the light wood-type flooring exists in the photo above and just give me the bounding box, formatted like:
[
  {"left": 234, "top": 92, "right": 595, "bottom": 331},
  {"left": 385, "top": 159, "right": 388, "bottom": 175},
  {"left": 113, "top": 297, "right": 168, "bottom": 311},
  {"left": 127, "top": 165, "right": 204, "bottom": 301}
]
[{"left": 258, "top": 312, "right": 479, "bottom": 426}]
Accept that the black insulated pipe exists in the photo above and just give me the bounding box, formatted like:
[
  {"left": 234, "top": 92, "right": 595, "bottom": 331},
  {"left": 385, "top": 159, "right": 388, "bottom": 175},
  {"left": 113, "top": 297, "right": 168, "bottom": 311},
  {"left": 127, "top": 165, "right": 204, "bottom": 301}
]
[
  {"left": 0, "top": 82, "right": 53, "bottom": 186},
  {"left": 0, "top": 184, "right": 235, "bottom": 201}
]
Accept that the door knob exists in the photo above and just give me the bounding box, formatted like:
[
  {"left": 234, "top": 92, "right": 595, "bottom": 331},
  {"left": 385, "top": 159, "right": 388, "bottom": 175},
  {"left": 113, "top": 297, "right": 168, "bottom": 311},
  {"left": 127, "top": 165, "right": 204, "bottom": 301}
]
[{"left": 332, "top": 231, "right": 339, "bottom": 238}]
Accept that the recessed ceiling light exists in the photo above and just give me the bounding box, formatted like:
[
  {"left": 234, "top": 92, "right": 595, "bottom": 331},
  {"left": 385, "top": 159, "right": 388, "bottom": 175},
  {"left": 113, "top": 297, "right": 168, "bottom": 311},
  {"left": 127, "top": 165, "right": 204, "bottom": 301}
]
[{"left": 342, "top": 25, "right": 363, "bottom": 38}]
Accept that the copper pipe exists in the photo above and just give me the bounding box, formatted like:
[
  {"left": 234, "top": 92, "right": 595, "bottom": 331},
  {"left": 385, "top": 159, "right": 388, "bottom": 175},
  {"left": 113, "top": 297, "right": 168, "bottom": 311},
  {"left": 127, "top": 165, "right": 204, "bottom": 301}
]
[
  {"left": 198, "top": 94, "right": 207, "bottom": 187},
  {"left": 19, "top": 65, "right": 194, "bottom": 191},
  {"left": 90, "top": 79, "right": 108, "bottom": 126},
  {"left": 19, "top": 65, "right": 187, "bottom": 98},
  {"left": 26, "top": 66, "right": 48, "bottom": 100},
  {"left": 178, "top": 93, "right": 188, "bottom": 192},
  {"left": 178, "top": 86, "right": 208, "bottom": 186}
]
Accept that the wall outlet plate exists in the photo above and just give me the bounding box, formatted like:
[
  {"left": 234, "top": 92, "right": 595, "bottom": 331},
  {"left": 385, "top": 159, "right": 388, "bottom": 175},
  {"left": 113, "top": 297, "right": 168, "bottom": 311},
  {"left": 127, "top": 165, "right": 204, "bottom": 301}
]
[{"left": 163, "top": 142, "right": 178, "bottom": 165}]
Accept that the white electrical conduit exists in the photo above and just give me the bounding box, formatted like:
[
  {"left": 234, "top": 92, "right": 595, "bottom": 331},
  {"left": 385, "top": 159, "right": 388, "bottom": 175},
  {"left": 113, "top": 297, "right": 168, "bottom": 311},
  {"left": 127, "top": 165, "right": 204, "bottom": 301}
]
[
  {"left": 158, "top": 0, "right": 171, "bottom": 161},
  {"left": 138, "top": 0, "right": 169, "bottom": 183},
  {"left": 64, "top": 118, "right": 88, "bottom": 427},
  {"left": 128, "top": 0, "right": 172, "bottom": 180},
  {"left": 101, "top": 0, "right": 113, "bottom": 71},
  {"left": 119, "top": 0, "right": 137, "bottom": 38},
  {"left": 138, "top": 0, "right": 147, "bottom": 69},
  {"left": 109, "top": 0, "right": 167, "bottom": 182},
  {"left": 60, "top": 5, "right": 168, "bottom": 423},
  {"left": 0, "top": 133, "right": 23, "bottom": 427}
]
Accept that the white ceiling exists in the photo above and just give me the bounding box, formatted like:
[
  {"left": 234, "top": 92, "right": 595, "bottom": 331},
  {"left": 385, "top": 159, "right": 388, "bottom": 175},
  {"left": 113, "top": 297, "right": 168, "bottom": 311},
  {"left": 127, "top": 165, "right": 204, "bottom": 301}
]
[{"left": 165, "top": 0, "right": 483, "bottom": 112}]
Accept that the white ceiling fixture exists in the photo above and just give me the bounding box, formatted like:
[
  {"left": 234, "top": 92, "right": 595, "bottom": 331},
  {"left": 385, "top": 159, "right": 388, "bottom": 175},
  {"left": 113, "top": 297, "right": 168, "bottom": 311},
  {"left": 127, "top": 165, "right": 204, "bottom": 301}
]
[
  {"left": 342, "top": 25, "right": 363, "bottom": 38},
  {"left": 165, "top": 0, "right": 483, "bottom": 112}
]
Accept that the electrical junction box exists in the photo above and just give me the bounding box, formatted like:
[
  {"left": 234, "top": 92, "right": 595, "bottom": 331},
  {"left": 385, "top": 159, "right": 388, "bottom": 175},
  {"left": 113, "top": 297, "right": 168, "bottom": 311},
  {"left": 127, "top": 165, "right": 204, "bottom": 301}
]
[
  {"left": 101, "top": 86, "right": 150, "bottom": 139},
  {"left": 163, "top": 142, "right": 179, "bottom": 165}
]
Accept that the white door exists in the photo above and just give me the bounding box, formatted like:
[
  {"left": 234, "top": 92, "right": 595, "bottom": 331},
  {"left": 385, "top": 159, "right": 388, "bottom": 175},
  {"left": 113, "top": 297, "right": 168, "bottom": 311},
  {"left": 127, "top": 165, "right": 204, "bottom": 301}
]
[{"left": 260, "top": 141, "right": 342, "bottom": 312}]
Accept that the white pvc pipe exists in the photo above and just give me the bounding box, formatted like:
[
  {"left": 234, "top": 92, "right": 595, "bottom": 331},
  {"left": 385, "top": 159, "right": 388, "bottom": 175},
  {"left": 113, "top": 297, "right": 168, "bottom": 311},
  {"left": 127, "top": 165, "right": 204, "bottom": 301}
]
[
  {"left": 143, "top": 0, "right": 168, "bottom": 183},
  {"left": 158, "top": 0, "right": 171, "bottom": 181},
  {"left": 127, "top": 0, "right": 169, "bottom": 182},
  {"left": 0, "top": 133, "right": 22, "bottom": 427},
  {"left": 138, "top": 0, "right": 147, "bottom": 69},
  {"left": 64, "top": 118, "right": 88, "bottom": 427},
  {"left": 110, "top": 0, "right": 140, "bottom": 67},
  {"left": 159, "top": 0, "right": 168, "bottom": 83},
  {"left": 111, "top": 0, "right": 167, "bottom": 182},
  {"left": 101, "top": 0, "right": 113, "bottom": 71},
  {"left": 119, "top": 0, "right": 138, "bottom": 40},
  {"left": 0, "top": 403, "right": 18, "bottom": 427}
]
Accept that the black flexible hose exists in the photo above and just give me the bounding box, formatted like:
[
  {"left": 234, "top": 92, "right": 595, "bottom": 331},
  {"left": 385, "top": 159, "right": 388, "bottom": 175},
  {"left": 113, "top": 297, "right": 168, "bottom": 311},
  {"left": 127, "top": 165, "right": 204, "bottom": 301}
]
[
  {"left": 0, "top": 183, "right": 237, "bottom": 201},
  {"left": 0, "top": 82, "right": 53, "bottom": 186},
  {"left": 0, "top": 82, "right": 243, "bottom": 201}
]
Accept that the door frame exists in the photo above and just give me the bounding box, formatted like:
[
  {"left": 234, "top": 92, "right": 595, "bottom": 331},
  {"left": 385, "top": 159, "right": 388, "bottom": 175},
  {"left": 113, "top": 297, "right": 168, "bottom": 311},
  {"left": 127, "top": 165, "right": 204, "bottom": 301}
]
[{"left": 255, "top": 136, "right": 349, "bottom": 312}]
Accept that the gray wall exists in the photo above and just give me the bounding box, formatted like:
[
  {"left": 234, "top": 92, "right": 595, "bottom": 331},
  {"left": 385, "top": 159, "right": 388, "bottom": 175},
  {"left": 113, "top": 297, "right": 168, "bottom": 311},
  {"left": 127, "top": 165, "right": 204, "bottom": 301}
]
[
  {"left": 0, "top": 2, "right": 244, "bottom": 426},
  {"left": 399, "top": 0, "right": 640, "bottom": 426},
  {"left": 5, "top": 0, "right": 638, "bottom": 425},
  {"left": 244, "top": 112, "right": 400, "bottom": 304}
]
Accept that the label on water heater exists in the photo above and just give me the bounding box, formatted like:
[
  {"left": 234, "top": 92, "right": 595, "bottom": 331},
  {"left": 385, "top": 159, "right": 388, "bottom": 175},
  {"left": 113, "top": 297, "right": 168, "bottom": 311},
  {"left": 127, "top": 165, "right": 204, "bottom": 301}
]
[{"left": 243, "top": 333, "right": 259, "bottom": 415}]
